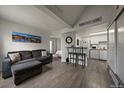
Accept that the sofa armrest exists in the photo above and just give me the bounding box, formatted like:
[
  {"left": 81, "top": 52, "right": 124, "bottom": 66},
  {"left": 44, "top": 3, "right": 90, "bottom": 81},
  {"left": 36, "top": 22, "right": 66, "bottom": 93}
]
[
  {"left": 48, "top": 53, "right": 52, "bottom": 58},
  {"left": 47, "top": 53, "right": 53, "bottom": 63},
  {"left": 2, "top": 57, "right": 12, "bottom": 79}
]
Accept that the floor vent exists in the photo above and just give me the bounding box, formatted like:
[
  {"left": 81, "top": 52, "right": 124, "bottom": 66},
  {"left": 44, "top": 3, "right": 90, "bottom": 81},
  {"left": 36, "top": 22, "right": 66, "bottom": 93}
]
[{"left": 79, "top": 16, "right": 102, "bottom": 27}]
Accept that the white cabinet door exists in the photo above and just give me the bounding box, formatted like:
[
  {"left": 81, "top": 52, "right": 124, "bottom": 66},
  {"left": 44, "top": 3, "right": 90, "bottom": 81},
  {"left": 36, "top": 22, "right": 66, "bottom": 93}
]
[
  {"left": 90, "top": 37, "right": 99, "bottom": 44},
  {"left": 90, "top": 50, "right": 99, "bottom": 59},
  {"left": 100, "top": 50, "right": 107, "bottom": 60},
  {"left": 90, "top": 35, "right": 107, "bottom": 44}
]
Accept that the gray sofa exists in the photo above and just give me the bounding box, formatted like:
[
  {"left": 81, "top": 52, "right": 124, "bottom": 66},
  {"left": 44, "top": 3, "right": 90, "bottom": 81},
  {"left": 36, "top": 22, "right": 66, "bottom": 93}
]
[{"left": 2, "top": 49, "right": 52, "bottom": 85}]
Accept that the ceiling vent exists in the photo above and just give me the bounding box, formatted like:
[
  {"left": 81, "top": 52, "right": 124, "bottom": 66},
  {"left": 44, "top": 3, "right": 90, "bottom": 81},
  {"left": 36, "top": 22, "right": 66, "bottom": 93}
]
[{"left": 79, "top": 16, "right": 102, "bottom": 27}]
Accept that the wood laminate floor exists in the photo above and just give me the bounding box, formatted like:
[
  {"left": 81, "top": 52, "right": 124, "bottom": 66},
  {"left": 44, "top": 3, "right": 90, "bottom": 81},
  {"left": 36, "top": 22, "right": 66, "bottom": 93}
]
[{"left": 0, "top": 58, "right": 114, "bottom": 88}]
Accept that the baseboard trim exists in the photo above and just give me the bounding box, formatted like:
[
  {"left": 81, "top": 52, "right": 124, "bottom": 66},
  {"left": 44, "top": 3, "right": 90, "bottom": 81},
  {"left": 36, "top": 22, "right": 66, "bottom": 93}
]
[{"left": 108, "top": 65, "right": 124, "bottom": 88}]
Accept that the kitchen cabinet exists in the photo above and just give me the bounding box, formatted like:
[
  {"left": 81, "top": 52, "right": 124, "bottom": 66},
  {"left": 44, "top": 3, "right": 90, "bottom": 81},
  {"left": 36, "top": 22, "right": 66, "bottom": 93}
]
[
  {"left": 91, "top": 40, "right": 98, "bottom": 44},
  {"left": 90, "top": 49, "right": 107, "bottom": 60},
  {"left": 90, "top": 35, "right": 107, "bottom": 44},
  {"left": 90, "top": 49, "right": 99, "bottom": 59},
  {"left": 100, "top": 50, "right": 107, "bottom": 60}
]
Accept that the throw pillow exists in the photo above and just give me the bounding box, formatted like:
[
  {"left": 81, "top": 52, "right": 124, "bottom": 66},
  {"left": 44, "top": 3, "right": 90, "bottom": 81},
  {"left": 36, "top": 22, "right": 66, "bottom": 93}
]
[
  {"left": 8, "top": 53, "right": 21, "bottom": 63},
  {"left": 42, "top": 51, "right": 47, "bottom": 56}
]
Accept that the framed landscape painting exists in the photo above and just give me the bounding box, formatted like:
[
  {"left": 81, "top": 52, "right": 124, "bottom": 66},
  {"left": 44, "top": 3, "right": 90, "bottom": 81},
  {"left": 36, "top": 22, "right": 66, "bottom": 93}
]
[{"left": 12, "top": 32, "right": 41, "bottom": 43}]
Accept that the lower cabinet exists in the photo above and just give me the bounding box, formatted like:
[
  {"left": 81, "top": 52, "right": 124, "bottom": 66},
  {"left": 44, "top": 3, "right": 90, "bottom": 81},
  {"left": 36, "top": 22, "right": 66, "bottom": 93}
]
[
  {"left": 100, "top": 50, "right": 107, "bottom": 61},
  {"left": 90, "top": 49, "right": 107, "bottom": 60},
  {"left": 90, "top": 50, "right": 99, "bottom": 59}
]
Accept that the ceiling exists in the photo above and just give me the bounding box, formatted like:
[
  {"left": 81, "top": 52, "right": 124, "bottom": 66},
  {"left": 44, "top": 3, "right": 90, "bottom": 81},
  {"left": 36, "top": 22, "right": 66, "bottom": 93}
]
[
  {"left": 0, "top": 5, "right": 70, "bottom": 34},
  {"left": 45, "top": 5, "right": 87, "bottom": 27},
  {"left": 0, "top": 5, "right": 115, "bottom": 37},
  {"left": 76, "top": 23, "right": 108, "bottom": 37}
]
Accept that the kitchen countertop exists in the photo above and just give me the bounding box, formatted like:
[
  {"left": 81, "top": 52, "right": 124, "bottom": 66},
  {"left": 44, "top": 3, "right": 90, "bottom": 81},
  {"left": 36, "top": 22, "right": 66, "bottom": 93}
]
[
  {"left": 90, "top": 49, "right": 107, "bottom": 51},
  {"left": 83, "top": 47, "right": 88, "bottom": 49}
]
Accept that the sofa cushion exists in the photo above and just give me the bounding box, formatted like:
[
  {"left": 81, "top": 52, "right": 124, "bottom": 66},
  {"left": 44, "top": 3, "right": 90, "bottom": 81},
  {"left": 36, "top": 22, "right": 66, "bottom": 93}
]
[
  {"left": 8, "top": 53, "right": 21, "bottom": 63},
  {"left": 19, "top": 51, "right": 32, "bottom": 60},
  {"left": 35, "top": 56, "right": 51, "bottom": 65},
  {"left": 14, "top": 58, "right": 35, "bottom": 65},
  {"left": 11, "top": 60, "right": 42, "bottom": 75},
  {"left": 41, "top": 50, "right": 47, "bottom": 57},
  {"left": 36, "top": 56, "right": 48, "bottom": 61},
  {"left": 35, "top": 55, "right": 51, "bottom": 62},
  {"left": 8, "top": 51, "right": 20, "bottom": 57},
  {"left": 32, "top": 50, "right": 41, "bottom": 58}
]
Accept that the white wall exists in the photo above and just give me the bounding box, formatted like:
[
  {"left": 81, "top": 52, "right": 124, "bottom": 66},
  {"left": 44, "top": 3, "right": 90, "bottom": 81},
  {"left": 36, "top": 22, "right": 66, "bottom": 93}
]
[
  {"left": 50, "top": 38, "right": 57, "bottom": 54},
  {"left": 61, "top": 31, "right": 76, "bottom": 62},
  {"left": 57, "top": 38, "right": 61, "bottom": 50},
  {"left": 0, "top": 19, "right": 50, "bottom": 71}
]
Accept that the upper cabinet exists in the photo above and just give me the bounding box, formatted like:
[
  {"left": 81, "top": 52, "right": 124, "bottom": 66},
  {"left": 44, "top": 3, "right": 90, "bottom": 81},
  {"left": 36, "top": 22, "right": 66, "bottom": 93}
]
[
  {"left": 90, "top": 37, "right": 99, "bottom": 44},
  {"left": 90, "top": 35, "right": 107, "bottom": 44}
]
